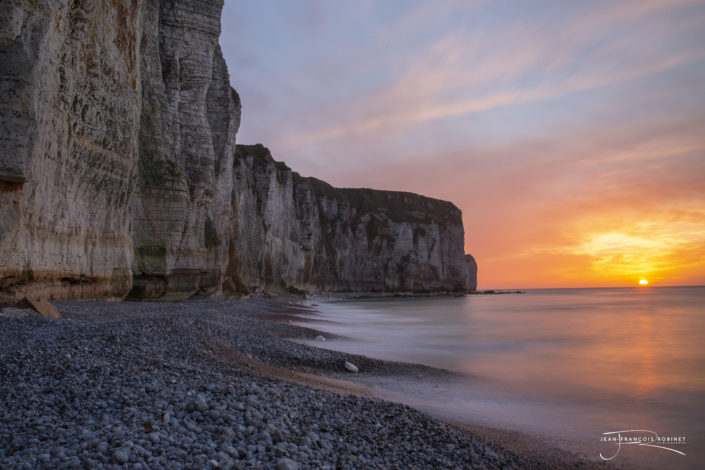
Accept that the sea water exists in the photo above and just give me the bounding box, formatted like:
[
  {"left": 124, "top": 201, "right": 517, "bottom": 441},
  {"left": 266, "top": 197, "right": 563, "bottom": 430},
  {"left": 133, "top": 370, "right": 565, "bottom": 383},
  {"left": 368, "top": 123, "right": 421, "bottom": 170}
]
[{"left": 294, "top": 287, "right": 705, "bottom": 470}]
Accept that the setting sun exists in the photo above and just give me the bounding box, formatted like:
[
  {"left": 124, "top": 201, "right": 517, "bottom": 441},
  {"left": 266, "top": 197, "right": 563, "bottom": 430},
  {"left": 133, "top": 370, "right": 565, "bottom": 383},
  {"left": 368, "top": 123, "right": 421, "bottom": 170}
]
[{"left": 639, "top": 279, "right": 649, "bottom": 286}]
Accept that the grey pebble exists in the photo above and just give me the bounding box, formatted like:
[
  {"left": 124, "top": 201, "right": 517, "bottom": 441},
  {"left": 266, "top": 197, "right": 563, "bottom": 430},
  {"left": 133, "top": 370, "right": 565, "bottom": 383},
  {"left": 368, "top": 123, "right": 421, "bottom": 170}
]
[
  {"left": 276, "top": 457, "right": 299, "bottom": 470},
  {"left": 112, "top": 448, "right": 129, "bottom": 464}
]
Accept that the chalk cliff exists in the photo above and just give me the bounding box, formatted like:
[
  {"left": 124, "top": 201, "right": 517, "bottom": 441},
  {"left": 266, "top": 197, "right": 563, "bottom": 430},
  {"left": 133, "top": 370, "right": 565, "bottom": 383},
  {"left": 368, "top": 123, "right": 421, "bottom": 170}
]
[
  {"left": 129, "top": 0, "right": 240, "bottom": 300},
  {"left": 226, "top": 145, "right": 469, "bottom": 294},
  {"left": 1, "top": 0, "right": 143, "bottom": 299},
  {"left": 0, "top": 0, "right": 475, "bottom": 301}
]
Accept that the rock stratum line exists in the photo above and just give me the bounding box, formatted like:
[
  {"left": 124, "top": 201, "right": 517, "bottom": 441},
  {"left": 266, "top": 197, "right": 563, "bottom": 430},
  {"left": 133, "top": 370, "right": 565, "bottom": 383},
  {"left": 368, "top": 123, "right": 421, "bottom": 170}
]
[{"left": 0, "top": 0, "right": 477, "bottom": 301}]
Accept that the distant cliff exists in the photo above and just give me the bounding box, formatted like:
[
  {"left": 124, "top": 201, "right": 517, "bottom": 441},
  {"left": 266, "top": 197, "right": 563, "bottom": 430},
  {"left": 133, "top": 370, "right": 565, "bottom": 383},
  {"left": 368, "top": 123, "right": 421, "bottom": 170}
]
[
  {"left": 227, "top": 145, "right": 469, "bottom": 294},
  {"left": 0, "top": 0, "right": 475, "bottom": 301}
]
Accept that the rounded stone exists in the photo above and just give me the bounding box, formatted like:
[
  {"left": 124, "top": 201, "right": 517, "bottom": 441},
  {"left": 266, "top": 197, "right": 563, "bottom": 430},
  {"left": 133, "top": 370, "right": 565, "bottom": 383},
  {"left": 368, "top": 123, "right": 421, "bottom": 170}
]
[
  {"left": 112, "top": 448, "right": 130, "bottom": 464},
  {"left": 276, "top": 457, "right": 299, "bottom": 470}
]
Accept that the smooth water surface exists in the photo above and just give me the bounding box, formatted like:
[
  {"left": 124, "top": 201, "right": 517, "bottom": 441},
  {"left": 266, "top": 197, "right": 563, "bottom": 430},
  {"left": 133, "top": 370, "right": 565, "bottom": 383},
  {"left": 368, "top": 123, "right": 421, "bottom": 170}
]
[{"left": 295, "top": 287, "right": 705, "bottom": 469}]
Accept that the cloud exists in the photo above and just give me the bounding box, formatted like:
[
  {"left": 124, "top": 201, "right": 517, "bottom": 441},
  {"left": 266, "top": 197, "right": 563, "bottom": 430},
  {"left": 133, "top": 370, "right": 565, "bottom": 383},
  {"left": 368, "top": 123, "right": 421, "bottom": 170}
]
[{"left": 277, "top": 1, "right": 705, "bottom": 150}]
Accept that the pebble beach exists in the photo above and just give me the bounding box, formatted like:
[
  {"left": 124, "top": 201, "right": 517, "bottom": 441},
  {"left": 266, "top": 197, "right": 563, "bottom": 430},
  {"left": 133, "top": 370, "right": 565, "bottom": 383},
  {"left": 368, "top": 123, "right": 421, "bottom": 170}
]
[{"left": 0, "top": 298, "right": 621, "bottom": 469}]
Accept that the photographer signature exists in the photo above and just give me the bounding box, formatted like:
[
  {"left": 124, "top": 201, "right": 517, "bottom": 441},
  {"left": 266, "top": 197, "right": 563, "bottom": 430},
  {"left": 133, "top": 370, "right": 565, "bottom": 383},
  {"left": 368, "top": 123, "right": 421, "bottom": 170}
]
[{"left": 599, "top": 429, "right": 686, "bottom": 460}]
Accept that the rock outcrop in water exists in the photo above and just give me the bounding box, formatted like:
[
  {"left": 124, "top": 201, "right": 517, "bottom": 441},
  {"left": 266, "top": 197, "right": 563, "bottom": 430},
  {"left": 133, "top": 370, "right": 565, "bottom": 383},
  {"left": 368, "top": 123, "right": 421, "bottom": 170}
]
[
  {"left": 0, "top": 0, "right": 476, "bottom": 301},
  {"left": 465, "top": 254, "right": 478, "bottom": 292}
]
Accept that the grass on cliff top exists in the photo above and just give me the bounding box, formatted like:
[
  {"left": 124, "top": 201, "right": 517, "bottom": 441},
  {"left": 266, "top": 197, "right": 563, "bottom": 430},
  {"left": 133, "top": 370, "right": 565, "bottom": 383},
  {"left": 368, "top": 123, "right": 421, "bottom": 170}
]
[
  {"left": 235, "top": 144, "right": 291, "bottom": 174},
  {"left": 234, "top": 144, "right": 462, "bottom": 225}
]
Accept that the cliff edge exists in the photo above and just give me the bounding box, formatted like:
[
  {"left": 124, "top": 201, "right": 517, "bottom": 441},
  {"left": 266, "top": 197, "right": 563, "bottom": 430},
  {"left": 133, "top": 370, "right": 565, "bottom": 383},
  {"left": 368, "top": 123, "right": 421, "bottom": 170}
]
[{"left": 0, "top": 0, "right": 476, "bottom": 301}]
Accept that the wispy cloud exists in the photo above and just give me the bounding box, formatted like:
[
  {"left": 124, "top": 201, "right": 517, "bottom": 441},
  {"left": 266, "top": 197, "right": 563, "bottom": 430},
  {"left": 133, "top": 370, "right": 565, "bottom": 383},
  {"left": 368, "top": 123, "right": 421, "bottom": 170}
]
[
  {"left": 228, "top": 0, "right": 705, "bottom": 162},
  {"left": 283, "top": 47, "right": 704, "bottom": 148}
]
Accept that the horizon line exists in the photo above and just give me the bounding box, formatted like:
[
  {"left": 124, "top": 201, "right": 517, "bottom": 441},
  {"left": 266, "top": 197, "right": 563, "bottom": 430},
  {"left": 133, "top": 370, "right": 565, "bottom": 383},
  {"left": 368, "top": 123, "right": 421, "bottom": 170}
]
[{"left": 478, "top": 284, "right": 705, "bottom": 291}]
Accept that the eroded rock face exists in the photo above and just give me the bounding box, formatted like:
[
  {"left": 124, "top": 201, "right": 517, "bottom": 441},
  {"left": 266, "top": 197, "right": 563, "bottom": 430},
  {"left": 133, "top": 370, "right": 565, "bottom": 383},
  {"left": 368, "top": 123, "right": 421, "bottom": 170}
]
[
  {"left": 0, "top": 0, "right": 241, "bottom": 301},
  {"left": 226, "top": 145, "right": 469, "bottom": 294},
  {"left": 0, "top": 0, "right": 143, "bottom": 300},
  {"left": 465, "top": 254, "right": 478, "bottom": 291},
  {"left": 0, "top": 1, "right": 474, "bottom": 301},
  {"left": 129, "top": 0, "right": 240, "bottom": 300}
]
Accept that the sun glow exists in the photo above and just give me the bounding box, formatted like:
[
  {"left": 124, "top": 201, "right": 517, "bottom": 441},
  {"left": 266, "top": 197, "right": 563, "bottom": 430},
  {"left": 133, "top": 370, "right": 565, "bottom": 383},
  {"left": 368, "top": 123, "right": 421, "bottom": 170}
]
[{"left": 520, "top": 215, "right": 705, "bottom": 287}]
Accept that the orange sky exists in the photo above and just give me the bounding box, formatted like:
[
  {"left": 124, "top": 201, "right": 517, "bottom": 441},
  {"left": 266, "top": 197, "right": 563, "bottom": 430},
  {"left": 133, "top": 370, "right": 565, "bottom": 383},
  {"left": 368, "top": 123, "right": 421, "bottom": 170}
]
[
  {"left": 222, "top": 0, "right": 705, "bottom": 288},
  {"left": 337, "top": 115, "right": 705, "bottom": 288}
]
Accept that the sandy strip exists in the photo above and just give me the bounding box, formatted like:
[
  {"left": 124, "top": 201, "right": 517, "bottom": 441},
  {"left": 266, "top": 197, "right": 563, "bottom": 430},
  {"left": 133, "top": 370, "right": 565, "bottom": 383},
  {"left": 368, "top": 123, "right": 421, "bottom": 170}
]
[{"left": 203, "top": 335, "right": 373, "bottom": 397}]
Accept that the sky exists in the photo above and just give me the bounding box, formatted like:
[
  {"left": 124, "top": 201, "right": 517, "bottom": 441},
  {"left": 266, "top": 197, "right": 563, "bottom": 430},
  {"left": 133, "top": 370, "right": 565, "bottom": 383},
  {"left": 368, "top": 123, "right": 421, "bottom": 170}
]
[{"left": 219, "top": 0, "right": 705, "bottom": 289}]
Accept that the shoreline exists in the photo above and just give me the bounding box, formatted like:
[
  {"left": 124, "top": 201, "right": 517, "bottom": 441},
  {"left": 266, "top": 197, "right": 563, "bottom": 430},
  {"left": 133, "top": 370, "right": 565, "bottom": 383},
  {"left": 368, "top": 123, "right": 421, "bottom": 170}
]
[
  {"left": 303, "top": 289, "right": 523, "bottom": 301},
  {"left": 1, "top": 297, "right": 619, "bottom": 469},
  {"left": 279, "top": 300, "right": 630, "bottom": 470}
]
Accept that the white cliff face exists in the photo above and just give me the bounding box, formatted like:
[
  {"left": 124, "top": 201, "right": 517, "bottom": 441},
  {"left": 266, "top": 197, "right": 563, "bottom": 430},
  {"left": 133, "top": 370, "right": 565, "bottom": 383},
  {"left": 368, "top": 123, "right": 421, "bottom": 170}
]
[
  {"left": 129, "top": 0, "right": 240, "bottom": 300},
  {"left": 226, "top": 147, "right": 311, "bottom": 293},
  {"left": 0, "top": 0, "right": 241, "bottom": 301},
  {"left": 0, "top": 2, "right": 474, "bottom": 301},
  {"left": 0, "top": 0, "right": 143, "bottom": 299},
  {"left": 226, "top": 145, "right": 469, "bottom": 294}
]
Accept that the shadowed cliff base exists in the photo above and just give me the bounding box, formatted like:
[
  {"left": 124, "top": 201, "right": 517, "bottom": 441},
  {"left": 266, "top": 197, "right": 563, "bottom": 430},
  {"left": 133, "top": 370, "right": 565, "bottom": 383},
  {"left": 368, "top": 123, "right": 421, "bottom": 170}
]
[{"left": 0, "top": 269, "right": 132, "bottom": 303}]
